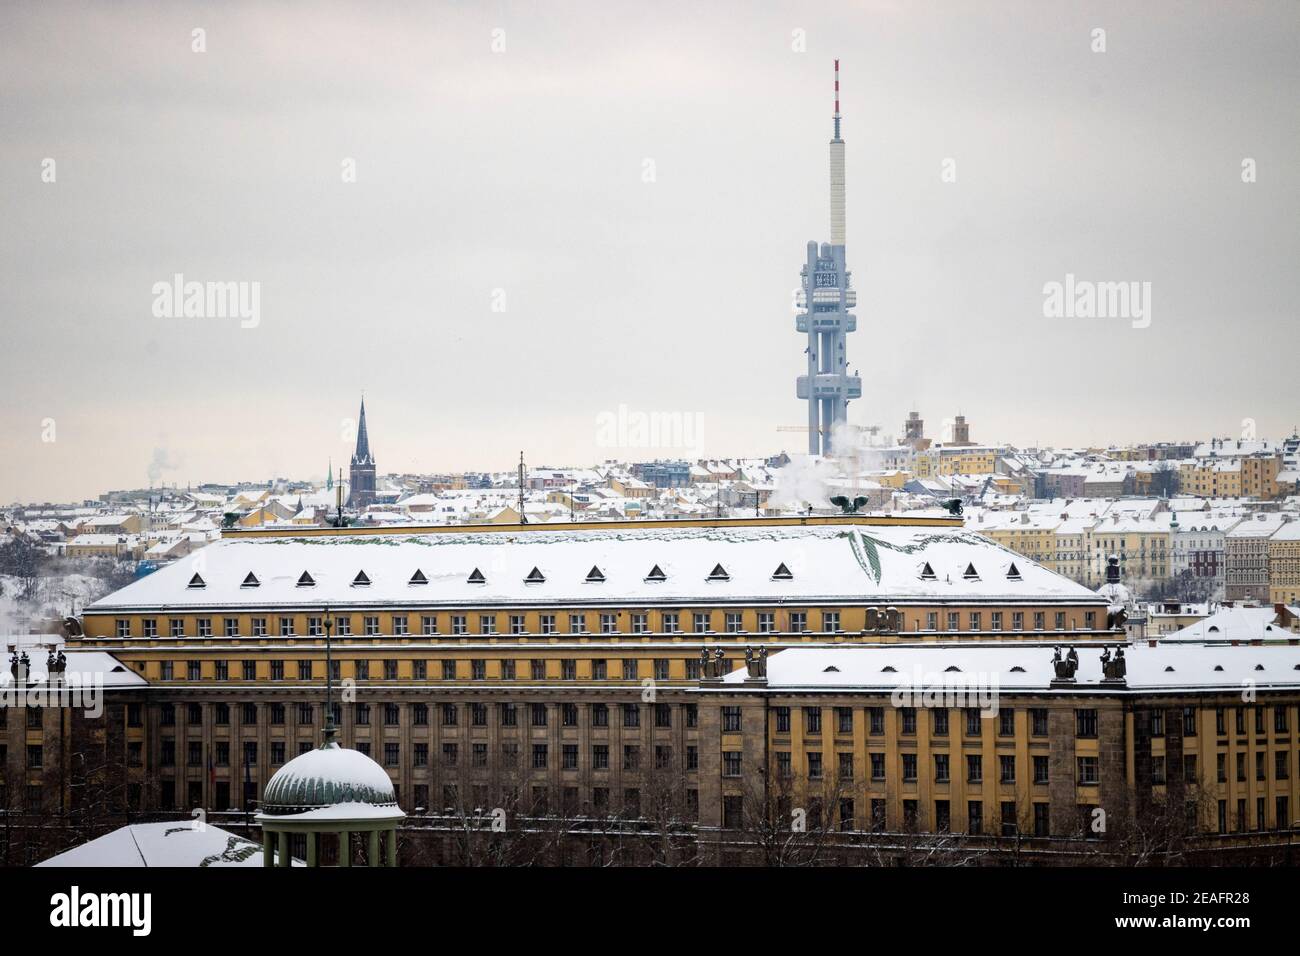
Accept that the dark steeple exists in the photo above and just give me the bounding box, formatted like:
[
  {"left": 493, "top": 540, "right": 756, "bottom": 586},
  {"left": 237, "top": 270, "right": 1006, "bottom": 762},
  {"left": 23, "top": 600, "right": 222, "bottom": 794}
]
[
  {"left": 348, "top": 396, "right": 377, "bottom": 509},
  {"left": 353, "top": 397, "right": 374, "bottom": 465}
]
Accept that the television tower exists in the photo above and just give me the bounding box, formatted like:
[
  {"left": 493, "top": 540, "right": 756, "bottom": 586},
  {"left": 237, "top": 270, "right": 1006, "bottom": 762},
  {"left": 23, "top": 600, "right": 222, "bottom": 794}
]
[{"left": 796, "top": 59, "right": 862, "bottom": 456}]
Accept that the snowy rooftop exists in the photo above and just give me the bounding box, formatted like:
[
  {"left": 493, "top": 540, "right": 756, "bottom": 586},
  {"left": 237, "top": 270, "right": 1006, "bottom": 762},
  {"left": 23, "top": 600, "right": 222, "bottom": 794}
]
[
  {"left": 37, "top": 821, "right": 299, "bottom": 867},
  {"left": 84, "top": 522, "right": 1105, "bottom": 611},
  {"left": 0, "top": 635, "right": 145, "bottom": 688},
  {"left": 720, "top": 641, "right": 1300, "bottom": 693},
  {"left": 1163, "top": 605, "right": 1300, "bottom": 644}
]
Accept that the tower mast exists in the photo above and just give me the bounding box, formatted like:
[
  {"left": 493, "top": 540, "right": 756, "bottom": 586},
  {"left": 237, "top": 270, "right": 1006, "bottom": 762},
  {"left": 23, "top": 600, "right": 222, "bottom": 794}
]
[{"left": 795, "top": 60, "right": 861, "bottom": 458}]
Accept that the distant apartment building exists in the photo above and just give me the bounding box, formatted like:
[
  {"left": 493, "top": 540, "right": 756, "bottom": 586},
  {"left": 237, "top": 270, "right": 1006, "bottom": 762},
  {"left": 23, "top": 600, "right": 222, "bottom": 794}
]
[
  {"left": 1089, "top": 513, "right": 1173, "bottom": 584},
  {"left": 1268, "top": 521, "right": 1300, "bottom": 606},
  {"left": 1225, "top": 513, "right": 1291, "bottom": 602},
  {"left": 912, "top": 445, "right": 1001, "bottom": 478},
  {"left": 1181, "top": 440, "right": 1283, "bottom": 500},
  {"left": 632, "top": 461, "right": 691, "bottom": 489},
  {"left": 1171, "top": 513, "right": 1240, "bottom": 594}
]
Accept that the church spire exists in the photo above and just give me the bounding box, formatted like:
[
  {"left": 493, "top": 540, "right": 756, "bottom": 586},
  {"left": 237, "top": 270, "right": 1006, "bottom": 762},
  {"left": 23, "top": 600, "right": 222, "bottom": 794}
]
[{"left": 353, "top": 397, "right": 372, "bottom": 465}]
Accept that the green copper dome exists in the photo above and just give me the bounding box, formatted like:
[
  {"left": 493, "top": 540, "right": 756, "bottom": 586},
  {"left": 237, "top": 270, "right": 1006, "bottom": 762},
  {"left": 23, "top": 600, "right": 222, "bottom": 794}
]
[{"left": 261, "top": 742, "right": 398, "bottom": 816}]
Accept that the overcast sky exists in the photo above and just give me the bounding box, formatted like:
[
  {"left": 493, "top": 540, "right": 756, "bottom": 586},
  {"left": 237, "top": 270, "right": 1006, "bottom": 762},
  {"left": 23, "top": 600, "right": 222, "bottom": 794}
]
[{"left": 1, "top": 0, "right": 1296, "bottom": 503}]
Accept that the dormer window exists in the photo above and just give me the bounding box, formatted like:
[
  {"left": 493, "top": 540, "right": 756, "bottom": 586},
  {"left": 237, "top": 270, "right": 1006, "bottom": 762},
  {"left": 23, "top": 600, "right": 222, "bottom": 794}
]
[
  {"left": 187, "top": 573, "right": 206, "bottom": 589},
  {"left": 1164, "top": 666, "right": 1175, "bottom": 672},
  {"left": 962, "top": 563, "right": 979, "bottom": 580},
  {"left": 823, "top": 665, "right": 840, "bottom": 673},
  {"left": 919, "top": 562, "right": 936, "bottom": 581},
  {"left": 645, "top": 564, "right": 667, "bottom": 583},
  {"left": 944, "top": 665, "right": 962, "bottom": 672},
  {"left": 524, "top": 567, "right": 546, "bottom": 585},
  {"left": 880, "top": 665, "right": 897, "bottom": 673},
  {"left": 771, "top": 562, "right": 793, "bottom": 581},
  {"left": 1010, "top": 666, "right": 1026, "bottom": 673},
  {"left": 351, "top": 570, "right": 371, "bottom": 588},
  {"left": 467, "top": 568, "right": 486, "bottom": 585},
  {"left": 296, "top": 571, "right": 315, "bottom": 588},
  {"left": 707, "top": 563, "right": 730, "bottom": 582},
  {"left": 409, "top": 569, "right": 428, "bottom": 586},
  {"left": 586, "top": 566, "right": 606, "bottom": 584},
  {"left": 240, "top": 572, "right": 259, "bottom": 588},
  {"left": 1006, "top": 562, "right": 1022, "bottom": 581}
]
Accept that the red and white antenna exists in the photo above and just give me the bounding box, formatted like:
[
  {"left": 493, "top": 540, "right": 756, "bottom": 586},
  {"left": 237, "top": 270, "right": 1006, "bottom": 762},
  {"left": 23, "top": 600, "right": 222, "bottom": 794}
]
[{"left": 833, "top": 58, "right": 841, "bottom": 139}]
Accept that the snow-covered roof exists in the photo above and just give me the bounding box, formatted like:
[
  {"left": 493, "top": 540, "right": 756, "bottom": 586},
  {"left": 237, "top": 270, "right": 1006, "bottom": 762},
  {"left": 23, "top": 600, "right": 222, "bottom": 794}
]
[
  {"left": 84, "top": 522, "right": 1106, "bottom": 612},
  {"left": 37, "top": 821, "right": 299, "bottom": 867},
  {"left": 1164, "top": 606, "right": 1300, "bottom": 644},
  {"left": 259, "top": 742, "right": 402, "bottom": 819},
  {"left": 720, "top": 641, "right": 1300, "bottom": 693},
  {"left": 1, "top": 636, "right": 145, "bottom": 688}
]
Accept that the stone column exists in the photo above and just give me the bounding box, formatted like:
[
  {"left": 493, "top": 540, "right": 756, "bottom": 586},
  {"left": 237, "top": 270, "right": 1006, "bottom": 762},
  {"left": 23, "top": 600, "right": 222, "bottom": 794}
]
[
  {"left": 263, "top": 829, "right": 273, "bottom": 867},
  {"left": 339, "top": 831, "right": 351, "bottom": 867},
  {"left": 306, "top": 831, "right": 317, "bottom": 867},
  {"left": 369, "top": 829, "right": 380, "bottom": 866},
  {"left": 387, "top": 827, "right": 398, "bottom": 866},
  {"left": 277, "top": 830, "right": 289, "bottom": 867}
]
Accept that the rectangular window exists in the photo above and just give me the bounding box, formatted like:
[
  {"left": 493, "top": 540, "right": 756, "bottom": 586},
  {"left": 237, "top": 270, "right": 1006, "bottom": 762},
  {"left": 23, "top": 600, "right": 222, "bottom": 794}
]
[
  {"left": 1077, "top": 756, "right": 1099, "bottom": 785},
  {"left": 509, "top": 614, "right": 525, "bottom": 635},
  {"left": 693, "top": 612, "right": 711, "bottom": 634},
  {"left": 631, "top": 612, "right": 648, "bottom": 634},
  {"left": 789, "top": 612, "right": 807, "bottom": 633},
  {"left": 725, "top": 612, "right": 743, "bottom": 633},
  {"left": 569, "top": 613, "right": 585, "bottom": 634},
  {"left": 870, "top": 752, "right": 885, "bottom": 780},
  {"left": 540, "top": 614, "right": 556, "bottom": 635},
  {"left": 335, "top": 616, "right": 352, "bottom": 636},
  {"left": 804, "top": 707, "right": 822, "bottom": 735},
  {"left": 662, "top": 612, "right": 680, "bottom": 633},
  {"left": 821, "top": 611, "right": 840, "bottom": 632},
  {"left": 934, "top": 753, "right": 950, "bottom": 782},
  {"left": 451, "top": 615, "right": 467, "bottom": 635},
  {"left": 479, "top": 614, "right": 496, "bottom": 635}
]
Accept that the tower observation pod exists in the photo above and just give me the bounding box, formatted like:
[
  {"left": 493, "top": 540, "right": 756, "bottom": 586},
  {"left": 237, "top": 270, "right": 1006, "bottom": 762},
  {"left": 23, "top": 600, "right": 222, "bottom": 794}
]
[{"left": 796, "top": 59, "right": 862, "bottom": 456}]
